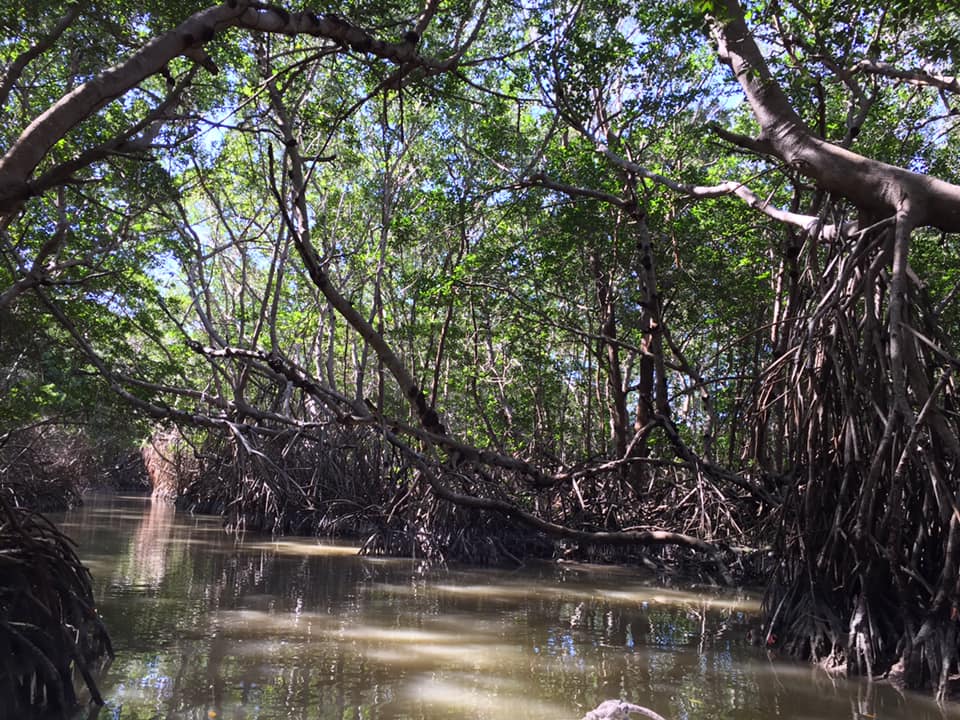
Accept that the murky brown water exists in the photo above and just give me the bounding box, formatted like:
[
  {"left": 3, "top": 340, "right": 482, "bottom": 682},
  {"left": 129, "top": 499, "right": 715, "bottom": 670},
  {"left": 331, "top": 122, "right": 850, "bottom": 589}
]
[{"left": 57, "top": 494, "right": 957, "bottom": 720}]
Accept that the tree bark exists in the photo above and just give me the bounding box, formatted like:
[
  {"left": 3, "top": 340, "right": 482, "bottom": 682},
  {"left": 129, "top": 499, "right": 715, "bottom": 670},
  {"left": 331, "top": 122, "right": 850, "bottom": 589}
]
[
  {"left": 713, "top": 0, "right": 960, "bottom": 232},
  {"left": 0, "top": 1, "right": 430, "bottom": 215}
]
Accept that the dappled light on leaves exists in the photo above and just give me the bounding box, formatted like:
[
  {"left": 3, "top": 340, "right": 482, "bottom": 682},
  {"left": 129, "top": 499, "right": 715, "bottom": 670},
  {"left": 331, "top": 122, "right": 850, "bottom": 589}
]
[{"left": 2, "top": 0, "right": 960, "bottom": 706}]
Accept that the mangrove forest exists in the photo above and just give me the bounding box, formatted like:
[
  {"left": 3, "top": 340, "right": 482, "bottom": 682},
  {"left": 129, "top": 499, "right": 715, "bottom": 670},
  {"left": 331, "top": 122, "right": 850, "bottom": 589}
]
[{"left": 2, "top": 0, "right": 960, "bottom": 715}]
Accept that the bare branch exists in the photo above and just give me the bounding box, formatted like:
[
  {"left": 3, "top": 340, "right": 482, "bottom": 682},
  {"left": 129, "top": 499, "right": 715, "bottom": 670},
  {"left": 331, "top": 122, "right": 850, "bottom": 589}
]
[
  {"left": 0, "top": 0, "right": 456, "bottom": 214},
  {"left": 571, "top": 127, "right": 855, "bottom": 240},
  {"left": 0, "top": 3, "right": 82, "bottom": 107},
  {"left": 851, "top": 59, "right": 960, "bottom": 95},
  {"left": 711, "top": 0, "right": 960, "bottom": 232}
]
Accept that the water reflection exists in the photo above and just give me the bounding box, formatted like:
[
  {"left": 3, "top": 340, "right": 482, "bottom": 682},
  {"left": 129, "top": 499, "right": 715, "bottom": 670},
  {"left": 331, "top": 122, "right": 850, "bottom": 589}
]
[{"left": 55, "top": 495, "right": 960, "bottom": 720}]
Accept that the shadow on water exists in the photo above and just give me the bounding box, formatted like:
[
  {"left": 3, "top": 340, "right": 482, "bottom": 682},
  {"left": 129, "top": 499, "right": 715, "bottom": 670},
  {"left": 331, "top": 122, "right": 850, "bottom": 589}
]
[{"left": 56, "top": 495, "right": 960, "bottom": 720}]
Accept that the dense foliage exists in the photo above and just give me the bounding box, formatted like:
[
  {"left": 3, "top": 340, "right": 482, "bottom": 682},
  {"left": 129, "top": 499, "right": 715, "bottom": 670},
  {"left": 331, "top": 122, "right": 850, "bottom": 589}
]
[{"left": 1, "top": 0, "right": 960, "bottom": 700}]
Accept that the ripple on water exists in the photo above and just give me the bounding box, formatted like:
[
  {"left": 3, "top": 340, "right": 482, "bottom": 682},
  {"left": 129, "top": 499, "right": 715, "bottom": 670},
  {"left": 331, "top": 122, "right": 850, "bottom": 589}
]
[{"left": 58, "top": 496, "right": 960, "bottom": 720}]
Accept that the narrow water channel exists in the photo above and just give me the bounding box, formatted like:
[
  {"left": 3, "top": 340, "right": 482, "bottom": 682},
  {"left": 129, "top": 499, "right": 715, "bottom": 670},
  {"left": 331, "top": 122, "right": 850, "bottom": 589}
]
[{"left": 58, "top": 495, "right": 955, "bottom": 720}]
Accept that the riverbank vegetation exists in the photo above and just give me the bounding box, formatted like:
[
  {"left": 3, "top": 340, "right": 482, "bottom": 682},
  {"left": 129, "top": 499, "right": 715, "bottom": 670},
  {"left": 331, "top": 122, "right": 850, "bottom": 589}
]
[
  {"left": 0, "top": 498, "right": 112, "bottom": 716},
  {"left": 1, "top": 0, "right": 960, "bottom": 702}
]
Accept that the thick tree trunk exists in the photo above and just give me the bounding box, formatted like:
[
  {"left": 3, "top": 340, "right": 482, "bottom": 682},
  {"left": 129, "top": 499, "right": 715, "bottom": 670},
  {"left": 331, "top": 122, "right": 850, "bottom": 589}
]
[
  {"left": 714, "top": 0, "right": 960, "bottom": 233},
  {"left": 590, "top": 250, "right": 629, "bottom": 458}
]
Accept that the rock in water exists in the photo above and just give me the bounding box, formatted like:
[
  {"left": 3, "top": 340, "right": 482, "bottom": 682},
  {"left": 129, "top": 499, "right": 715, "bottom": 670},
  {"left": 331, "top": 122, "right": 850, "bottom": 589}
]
[{"left": 581, "top": 700, "right": 669, "bottom": 720}]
